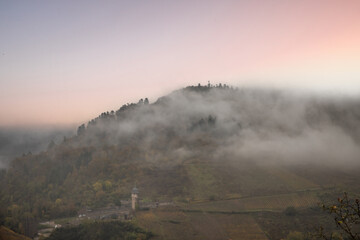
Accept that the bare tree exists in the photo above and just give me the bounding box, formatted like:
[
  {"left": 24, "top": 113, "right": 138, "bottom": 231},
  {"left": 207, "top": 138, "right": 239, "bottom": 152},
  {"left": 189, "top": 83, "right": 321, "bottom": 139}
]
[{"left": 316, "top": 192, "right": 360, "bottom": 240}]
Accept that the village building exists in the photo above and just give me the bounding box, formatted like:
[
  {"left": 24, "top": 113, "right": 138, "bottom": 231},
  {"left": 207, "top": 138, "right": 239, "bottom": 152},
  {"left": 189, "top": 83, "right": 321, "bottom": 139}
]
[{"left": 131, "top": 186, "right": 139, "bottom": 210}]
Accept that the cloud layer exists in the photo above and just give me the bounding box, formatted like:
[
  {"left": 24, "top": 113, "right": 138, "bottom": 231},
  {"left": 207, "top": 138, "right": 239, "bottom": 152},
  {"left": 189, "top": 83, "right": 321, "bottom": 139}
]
[{"left": 76, "top": 86, "right": 360, "bottom": 169}]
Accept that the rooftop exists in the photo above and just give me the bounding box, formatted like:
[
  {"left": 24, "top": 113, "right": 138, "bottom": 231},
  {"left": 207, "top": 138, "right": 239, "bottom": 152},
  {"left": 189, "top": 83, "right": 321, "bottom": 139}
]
[{"left": 132, "top": 187, "right": 139, "bottom": 194}]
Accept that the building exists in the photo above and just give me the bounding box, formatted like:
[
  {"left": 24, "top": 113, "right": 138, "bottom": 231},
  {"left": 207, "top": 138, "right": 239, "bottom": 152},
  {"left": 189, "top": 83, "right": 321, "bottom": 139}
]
[{"left": 131, "top": 186, "right": 139, "bottom": 210}]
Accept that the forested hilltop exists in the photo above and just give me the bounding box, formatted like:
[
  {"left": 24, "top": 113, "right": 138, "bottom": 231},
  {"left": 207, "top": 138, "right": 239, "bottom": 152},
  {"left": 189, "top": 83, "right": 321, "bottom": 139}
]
[{"left": 1, "top": 84, "right": 360, "bottom": 239}]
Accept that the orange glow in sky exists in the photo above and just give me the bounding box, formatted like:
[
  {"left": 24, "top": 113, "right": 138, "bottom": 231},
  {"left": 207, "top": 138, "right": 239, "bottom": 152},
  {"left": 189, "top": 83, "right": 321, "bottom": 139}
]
[{"left": 0, "top": 0, "right": 359, "bottom": 126}]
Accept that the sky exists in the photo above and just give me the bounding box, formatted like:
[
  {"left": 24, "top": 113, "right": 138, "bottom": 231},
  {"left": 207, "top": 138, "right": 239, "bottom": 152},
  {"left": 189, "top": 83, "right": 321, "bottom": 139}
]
[{"left": 0, "top": 0, "right": 359, "bottom": 127}]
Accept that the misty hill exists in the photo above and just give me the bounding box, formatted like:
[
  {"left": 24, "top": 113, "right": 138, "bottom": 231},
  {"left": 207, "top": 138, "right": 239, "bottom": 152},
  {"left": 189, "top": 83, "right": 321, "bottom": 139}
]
[{"left": 1, "top": 84, "right": 360, "bottom": 238}]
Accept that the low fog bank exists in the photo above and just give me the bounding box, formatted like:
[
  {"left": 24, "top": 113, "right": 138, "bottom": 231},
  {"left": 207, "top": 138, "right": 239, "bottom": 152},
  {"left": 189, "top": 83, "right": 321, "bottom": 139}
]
[
  {"left": 0, "top": 127, "right": 75, "bottom": 168},
  {"left": 76, "top": 86, "right": 360, "bottom": 169}
]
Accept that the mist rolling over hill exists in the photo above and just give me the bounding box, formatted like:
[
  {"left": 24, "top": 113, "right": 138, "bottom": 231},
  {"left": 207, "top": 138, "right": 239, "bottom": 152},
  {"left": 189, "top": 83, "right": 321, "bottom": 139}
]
[
  {"left": 77, "top": 85, "right": 360, "bottom": 168},
  {"left": 1, "top": 85, "right": 360, "bottom": 239},
  {"left": 2, "top": 1, "right": 360, "bottom": 239}
]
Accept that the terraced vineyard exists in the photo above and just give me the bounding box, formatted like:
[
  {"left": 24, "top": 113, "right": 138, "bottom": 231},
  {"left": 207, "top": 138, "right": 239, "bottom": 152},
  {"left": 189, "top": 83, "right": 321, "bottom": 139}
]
[
  {"left": 136, "top": 207, "right": 268, "bottom": 240},
  {"left": 186, "top": 191, "right": 320, "bottom": 212},
  {"left": 181, "top": 160, "right": 322, "bottom": 202},
  {"left": 264, "top": 167, "right": 319, "bottom": 191},
  {"left": 134, "top": 191, "right": 325, "bottom": 240}
]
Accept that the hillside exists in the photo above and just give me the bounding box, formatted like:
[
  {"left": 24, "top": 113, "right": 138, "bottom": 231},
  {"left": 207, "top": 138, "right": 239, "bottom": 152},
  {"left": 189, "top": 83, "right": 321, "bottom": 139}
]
[
  {"left": 1, "top": 84, "right": 360, "bottom": 239},
  {"left": 0, "top": 226, "right": 31, "bottom": 240}
]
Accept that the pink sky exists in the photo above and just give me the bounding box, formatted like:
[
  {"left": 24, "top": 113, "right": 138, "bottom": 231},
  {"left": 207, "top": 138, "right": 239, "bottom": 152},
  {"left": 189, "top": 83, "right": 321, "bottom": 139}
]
[{"left": 0, "top": 0, "right": 359, "bottom": 126}]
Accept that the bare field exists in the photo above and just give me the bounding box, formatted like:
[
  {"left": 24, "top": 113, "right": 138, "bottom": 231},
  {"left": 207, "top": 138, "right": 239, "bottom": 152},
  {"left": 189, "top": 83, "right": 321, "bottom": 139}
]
[{"left": 135, "top": 208, "right": 268, "bottom": 240}]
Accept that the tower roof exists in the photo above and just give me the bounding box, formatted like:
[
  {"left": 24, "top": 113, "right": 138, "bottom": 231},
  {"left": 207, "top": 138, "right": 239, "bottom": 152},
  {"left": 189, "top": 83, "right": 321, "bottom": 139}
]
[{"left": 132, "top": 187, "right": 139, "bottom": 194}]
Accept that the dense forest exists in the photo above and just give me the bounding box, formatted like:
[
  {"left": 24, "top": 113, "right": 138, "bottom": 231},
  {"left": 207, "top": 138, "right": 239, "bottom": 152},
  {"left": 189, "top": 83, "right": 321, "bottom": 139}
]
[{"left": 1, "top": 84, "right": 360, "bottom": 239}]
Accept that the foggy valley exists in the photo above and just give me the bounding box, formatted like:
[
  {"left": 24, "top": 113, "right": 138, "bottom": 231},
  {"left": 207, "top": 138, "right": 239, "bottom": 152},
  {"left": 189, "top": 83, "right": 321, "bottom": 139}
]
[{"left": 0, "top": 127, "right": 74, "bottom": 169}]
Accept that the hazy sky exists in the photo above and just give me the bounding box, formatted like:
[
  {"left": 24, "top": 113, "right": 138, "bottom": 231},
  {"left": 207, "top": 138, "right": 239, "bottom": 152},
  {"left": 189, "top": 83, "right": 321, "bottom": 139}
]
[{"left": 1, "top": 0, "right": 359, "bottom": 126}]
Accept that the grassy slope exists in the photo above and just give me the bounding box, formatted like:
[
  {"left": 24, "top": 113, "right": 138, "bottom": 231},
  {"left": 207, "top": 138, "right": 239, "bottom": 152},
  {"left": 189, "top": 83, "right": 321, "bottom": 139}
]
[
  {"left": 136, "top": 207, "right": 268, "bottom": 240},
  {"left": 135, "top": 162, "right": 356, "bottom": 240},
  {"left": 135, "top": 189, "right": 338, "bottom": 240},
  {"left": 181, "top": 159, "right": 321, "bottom": 202},
  {"left": 0, "top": 226, "right": 31, "bottom": 240}
]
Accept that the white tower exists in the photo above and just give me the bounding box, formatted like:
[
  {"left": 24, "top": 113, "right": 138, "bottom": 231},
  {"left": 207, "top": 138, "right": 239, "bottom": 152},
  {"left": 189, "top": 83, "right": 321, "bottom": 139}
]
[{"left": 131, "top": 186, "right": 139, "bottom": 210}]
